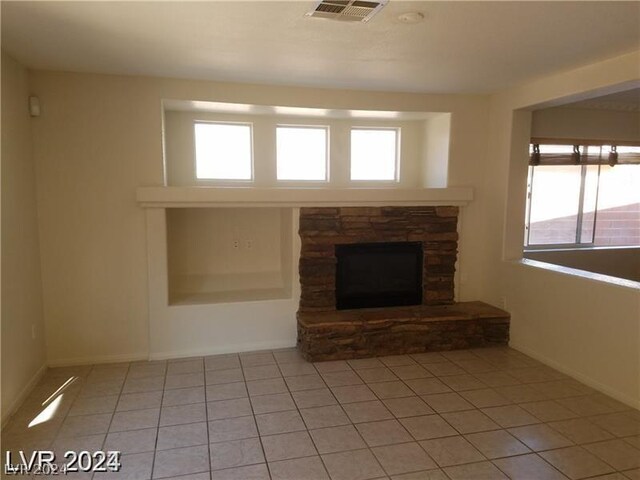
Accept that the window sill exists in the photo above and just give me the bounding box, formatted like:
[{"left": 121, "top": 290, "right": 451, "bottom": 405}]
[
  {"left": 524, "top": 245, "right": 640, "bottom": 253},
  {"left": 515, "top": 258, "right": 640, "bottom": 290}
]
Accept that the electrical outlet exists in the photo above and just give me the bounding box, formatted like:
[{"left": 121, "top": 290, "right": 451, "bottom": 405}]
[
  {"left": 232, "top": 239, "right": 240, "bottom": 250},
  {"left": 245, "top": 240, "right": 253, "bottom": 250}
]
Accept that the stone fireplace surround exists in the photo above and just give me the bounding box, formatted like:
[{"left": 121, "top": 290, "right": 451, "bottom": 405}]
[
  {"left": 298, "top": 206, "right": 459, "bottom": 311},
  {"left": 296, "top": 206, "right": 510, "bottom": 361}
]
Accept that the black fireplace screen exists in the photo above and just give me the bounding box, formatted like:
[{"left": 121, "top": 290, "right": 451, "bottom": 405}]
[{"left": 335, "top": 241, "right": 423, "bottom": 310}]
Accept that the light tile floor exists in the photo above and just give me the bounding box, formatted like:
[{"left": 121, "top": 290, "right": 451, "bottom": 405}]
[{"left": 2, "top": 347, "right": 639, "bottom": 480}]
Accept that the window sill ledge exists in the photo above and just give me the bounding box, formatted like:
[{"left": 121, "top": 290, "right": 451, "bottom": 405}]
[
  {"left": 136, "top": 186, "right": 473, "bottom": 208},
  {"left": 514, "top": 258, "right": 640, "bottom": 290},
  {"left": 524, "top": 245, "right": 639, "bottom": 253}
]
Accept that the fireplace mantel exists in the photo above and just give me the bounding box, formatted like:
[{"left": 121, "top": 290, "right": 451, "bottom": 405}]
[{"left": 136, "top": 186, "right": 473, "bottom": 208}]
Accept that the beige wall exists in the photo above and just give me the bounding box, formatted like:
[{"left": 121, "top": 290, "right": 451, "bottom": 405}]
[
  {"left": 532, "top": 106, "right": 640, "bottom": 142},
  {"left": 1, "top": 52, "right": 47, "bottom": 423},
  {"left": 29, "top": 71, "right": 489, "bottom": 364},
  {"left": 525, "top": 248, "right": 640, "bottom": 283},
  {"left": 422, "top": 113, "right": 451, "bottom": 188},
  {"left": 483, "top": 50, "right": 640, "bottom": 407}
]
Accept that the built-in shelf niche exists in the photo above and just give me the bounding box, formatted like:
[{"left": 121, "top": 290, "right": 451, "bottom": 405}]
[{"left": 166, "top": 207, "right": 294, "bottom": 305}]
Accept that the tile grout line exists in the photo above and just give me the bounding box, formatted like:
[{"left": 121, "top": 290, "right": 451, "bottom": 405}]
[
  {"left": 93, "top": 361, "right": 131, "bottom": 480},
  {"left": 52, "top": 367, "right": 92, "bottom": 435},
  {"left": 278, "top": 354, "right": 336, "bottom": 480},
  {"left": 148, "top": 361, "right": 169, "bottom": 480},
  {"left": 200, "top": 356, "right": 213, "bottom": 480},
  {"left": 243, "top": 354, "right": 277, "bottom": 480},
  {"left": 51, "top": 364, "right": 99, "bottom": 473},
  {"left": 207, "top": 353, "right": 253, "bottom": 478}
]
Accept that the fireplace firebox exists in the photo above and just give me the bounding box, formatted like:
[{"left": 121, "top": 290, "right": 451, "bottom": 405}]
[{"left": 335, "top": 241, "right": 423, "bottom": 310}]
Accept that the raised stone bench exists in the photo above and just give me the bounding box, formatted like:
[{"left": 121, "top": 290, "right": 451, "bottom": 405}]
[{"left": 297, "top": 301, "right": 510, "bottom": 362}]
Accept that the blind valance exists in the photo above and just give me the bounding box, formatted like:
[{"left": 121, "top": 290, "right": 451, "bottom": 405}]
[{"left": 529, "top": 141, "right": 640, "bottom": 166}]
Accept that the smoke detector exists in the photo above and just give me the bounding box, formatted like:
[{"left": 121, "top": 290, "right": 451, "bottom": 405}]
[
  {"left": 306, "top": 0, "right": 389, "bottom": 23},
  {"left": 397, "top": 12, "right": 425, "bottom": 24}
]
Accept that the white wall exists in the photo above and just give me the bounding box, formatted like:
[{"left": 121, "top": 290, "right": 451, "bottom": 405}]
[
  {"left": 532, "top": 106, "right": 640, "bottom": 142},
  {"left": 422, "top": 113, "right": 451, "bottom": 188},
  {"left": 29, "top": 71, "right": 489, "bottom": 364},
  {"left": 483, "top": 50, "right": 640, "bottom": 407},
  {"left": 1, "top": 52, "right": 48, "bottom": 423}
]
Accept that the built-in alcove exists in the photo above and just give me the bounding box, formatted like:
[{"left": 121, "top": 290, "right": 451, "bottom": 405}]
[
  {"left": 166, "top": 207, "right": 294, "bottom": 305},
  {"left": 161, "top": 99, "right": 451, "bottom": 188},
  {"left": 523, "top": 87, "right": 640, "bottom": 284}
]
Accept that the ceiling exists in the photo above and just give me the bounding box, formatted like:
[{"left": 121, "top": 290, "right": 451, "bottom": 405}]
[{"left": 2, "top": 1, "right": 639, "bottom": 94}]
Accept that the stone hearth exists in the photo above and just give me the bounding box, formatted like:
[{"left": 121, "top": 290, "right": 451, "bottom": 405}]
[{"left": 298, "top": 301, "right": 510, "bottom": 361}]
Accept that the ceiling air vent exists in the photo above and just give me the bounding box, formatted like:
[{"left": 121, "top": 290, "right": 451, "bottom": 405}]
[{"left": 307, "top": 0, "right": 389, "bottom": 22}]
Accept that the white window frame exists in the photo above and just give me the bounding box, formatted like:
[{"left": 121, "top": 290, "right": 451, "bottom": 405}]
[
  {"left": 525, "top": 144, "right": 640, "bottom": 250},
  {"left": 525, "top": 162, "right": 598, "bottom": 250},
  {"left": 275, "top": 124, "right": 330, "bottom": 183},
  {"left": 192, "top": 120, "right": 254, "bottom": 183},
  {"left": 349, "top": 126, "right": 401, "bottom": 183}
]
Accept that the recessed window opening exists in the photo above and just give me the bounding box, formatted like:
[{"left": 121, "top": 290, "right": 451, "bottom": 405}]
[
  {"left": 525, "top": 144, "right": 640, "bottom": 248},
  {"left": 350, "top": 128, "right": 399, "bottom": 181},
  {"left": 194, "top": 122, "right": 253, "bottom": 180},
  {"left": 276, "top": 126, "right": 328, "bottom": 181}
]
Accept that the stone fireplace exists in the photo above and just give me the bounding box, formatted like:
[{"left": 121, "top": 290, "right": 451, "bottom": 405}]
[
  {"left": 296, "top": 206, "right": 509, "bottom": 361},
  {"left": 298, "top": 206, "right": 459, "bottom": 312}
]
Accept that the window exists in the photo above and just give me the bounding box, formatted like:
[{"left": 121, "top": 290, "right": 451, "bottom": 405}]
[
  {"left": 194, "top": 122, "right": 252, "bottom": 180},
  {"left": 350, "top": 128, "right": 398, "bottom": 181},
  {"left": 525, "top": 144, "right": 640, "bottom": 248},
  {"left": 276, "top": 126, "right": 328, "bottom": 181}
]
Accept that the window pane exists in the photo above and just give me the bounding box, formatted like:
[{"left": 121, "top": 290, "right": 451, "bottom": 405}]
[
  {"left": 351, "top": 129, "right": 398, "bottom": 181},
  {"left": 530, "top": 144, "right": 577, "bottom": 155},
  {"left": 194, "top": 123, "right": 252, "bottom": 180},
  {"left": 527, "top": 166, "right": 582, "bottom": 245},
  {"left": 579, "top": 165, "right": 599, "bottom": 243},
  {"left": 277, "top": 126, "right": 327, "bottom": 180},
  {"left": 612, "top": 145, "right": 640, "bottom": 155},
  {"left": 594, "top": 164, "right": 640, "bottom": 246}
]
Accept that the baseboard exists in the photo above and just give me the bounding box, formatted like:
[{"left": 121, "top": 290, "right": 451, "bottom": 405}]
[
  {"left": 150, "top": 339, "right": 297, "bottom": 361},
  {"left": 47, "top": 352, "right": 149, "bottom": 368},
  {"left": 1, "top": 363, "right": 48, "bottom": 429},
  {"left": 510, "top": 342, "right": 640, "bottom": 410}
]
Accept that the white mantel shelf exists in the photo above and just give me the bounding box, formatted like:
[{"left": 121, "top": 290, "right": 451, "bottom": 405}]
[{"left": 136, "top": 186, "right": 474, "bottom": 208}]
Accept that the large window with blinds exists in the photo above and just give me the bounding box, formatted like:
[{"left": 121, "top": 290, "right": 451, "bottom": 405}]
[{"left": 525, "top": 144, "right": 640, "bottom": 248}]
